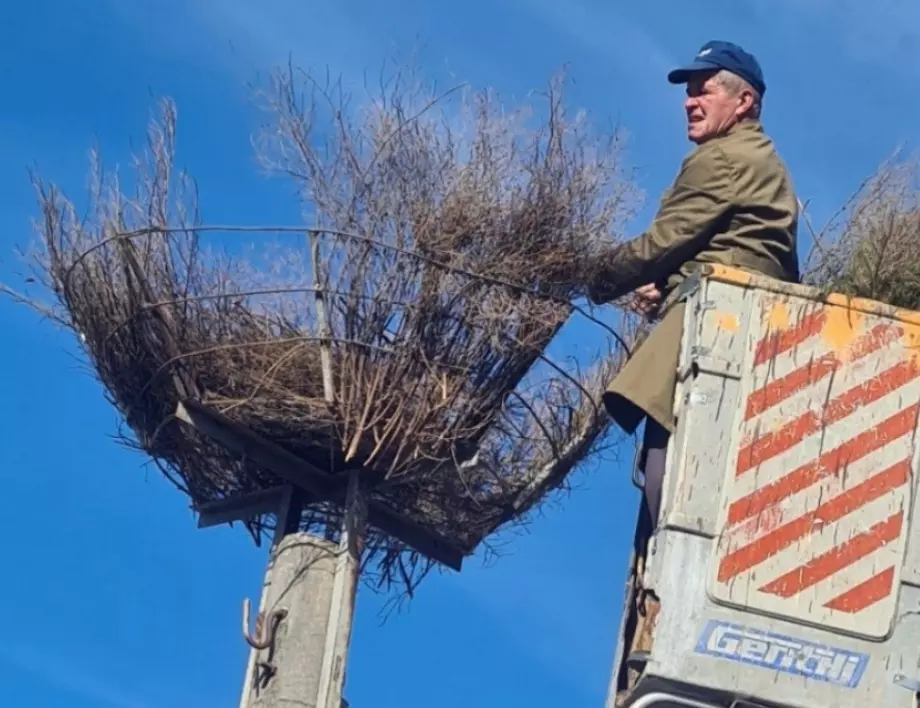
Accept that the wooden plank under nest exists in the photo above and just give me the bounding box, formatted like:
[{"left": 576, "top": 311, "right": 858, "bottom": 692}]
[
  {"left": 195, "top": 486, "right": 288, "bottom": 529},
  {"left": 175, "top": 399, "right": 465, "bottom": 571}
]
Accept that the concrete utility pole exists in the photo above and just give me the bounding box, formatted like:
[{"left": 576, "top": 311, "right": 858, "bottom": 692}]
[{"left": 237, "top": 477, "right": 365, "bottom": 708}]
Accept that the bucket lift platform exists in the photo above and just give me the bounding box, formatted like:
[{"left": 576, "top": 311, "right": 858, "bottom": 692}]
[{"left": 608, "top": 265, "right": 920, "bottom": 708}]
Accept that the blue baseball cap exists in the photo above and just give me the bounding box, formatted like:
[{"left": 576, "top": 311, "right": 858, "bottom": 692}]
[{"left": 667, "top": 40, "right": 766, "bottom": 97}]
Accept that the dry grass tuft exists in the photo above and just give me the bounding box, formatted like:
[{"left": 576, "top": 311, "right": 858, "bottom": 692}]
[{"left": 5, "top": 63, "right": 642, "bottom": 594}]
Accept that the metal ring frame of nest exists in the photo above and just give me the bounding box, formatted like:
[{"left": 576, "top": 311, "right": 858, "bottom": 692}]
[
  {"left": 39, "top": 219, "right": 632, "bottom": 593},
  {"left": 9, "top": 67, "right": 647, "bottom": 595}
]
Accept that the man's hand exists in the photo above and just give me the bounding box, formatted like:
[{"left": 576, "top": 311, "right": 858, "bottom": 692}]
[{"left": 629, "top": 283, "right": 662, "bottom": 320}]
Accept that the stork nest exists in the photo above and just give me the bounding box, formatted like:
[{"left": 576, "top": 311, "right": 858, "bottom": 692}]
[{"left": 9, "top": 66, "right": 642, "bottom": 594}]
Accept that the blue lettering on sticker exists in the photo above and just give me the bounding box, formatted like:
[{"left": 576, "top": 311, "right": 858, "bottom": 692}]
[{"left": 695, "top": 620, "right": 869, "bottom": 689}]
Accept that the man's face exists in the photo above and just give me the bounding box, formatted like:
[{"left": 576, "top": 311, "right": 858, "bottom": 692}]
[{"left": 683, "top": 72, "right": 751, "bottom": 144}]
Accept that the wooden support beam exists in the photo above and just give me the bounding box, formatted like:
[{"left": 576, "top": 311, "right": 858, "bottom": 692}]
[
  {"left": 274, "top": 484, "right": 306, "bottom": 541},
  {"left": 196, "top": 487, "right": 287, "bottom": 528},
  {"left": 176, "top": 399, "right": 465, "bottom": 570},
  {"left": 316, "top": 471, "right": 365, "bottom": 708},
  {"left": 177, "top": 399, "right": 330, "bottom": 495}
]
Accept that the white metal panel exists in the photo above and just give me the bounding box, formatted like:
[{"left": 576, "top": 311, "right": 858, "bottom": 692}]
[
  {"left": 611, "top": 268, "right": 920, "bottom": 708},
  {"left": 665, "top": 280, "right": 754, "bottom": 536},
  {"left": 707, "top": 291, "right": 920, "bottom": 640},
  {"left": 643, "top": 528, "right": 920, "bottom": 708}
]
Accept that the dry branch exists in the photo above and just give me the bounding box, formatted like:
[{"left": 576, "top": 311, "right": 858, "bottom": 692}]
[
  {"left": 6, "top": 63, "right": 642, "bottom": 595},
  {"left": 802, "top": 148, "right": 920, "bottom": 310}
]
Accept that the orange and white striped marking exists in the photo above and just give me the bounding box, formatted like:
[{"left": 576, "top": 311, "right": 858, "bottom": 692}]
[{"left": 710, "top": 297, "right": 920, "bottom": 639}]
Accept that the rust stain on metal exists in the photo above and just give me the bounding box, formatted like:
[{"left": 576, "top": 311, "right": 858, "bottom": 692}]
[
  {"left": 715, "top": 312, "right": 740, "bottom": 332},
  {"left": 900, "top": 321, "right": 920, "bottom": 369},
  {"left": 705, "top": 263, "right": 753, "bottom": 286},
  {"left": 820, "top": 305, "right": 865, "bottom": 358},
  {"left": 767, "top": 302, "right": 790, "bottom": 332}
]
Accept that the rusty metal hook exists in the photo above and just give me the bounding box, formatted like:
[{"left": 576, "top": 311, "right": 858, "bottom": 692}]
[{"left": 242, "top": 597, "right": 288, "bottom": 651}]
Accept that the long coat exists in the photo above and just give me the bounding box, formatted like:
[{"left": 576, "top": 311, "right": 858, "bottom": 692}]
[{"left": 589, "top": 119, "right": 800, "bottom": 435}]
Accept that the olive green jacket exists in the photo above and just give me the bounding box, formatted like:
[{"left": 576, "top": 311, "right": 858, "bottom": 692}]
[{"left": 590, "top": 120, "right": 800, "bottom": 305}]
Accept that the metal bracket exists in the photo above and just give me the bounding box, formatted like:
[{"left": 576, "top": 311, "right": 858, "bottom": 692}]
[
  {"left": 243, "top": 597, "right": 289, "bottom": 694},
  {"left": 674, "top": 272, "right": 704, "bottom": 303},
  {"left": 686, "top": 390, "right": 711, "bottom": 406},
  {"left": 243, "top": 597, "right": 287, "bottom": 650},
  {"left": 679, "top": 344, "right": 741, "bottom": 382}
]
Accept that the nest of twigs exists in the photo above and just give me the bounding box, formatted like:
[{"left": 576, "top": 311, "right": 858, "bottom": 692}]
[
  {"left": 802, "top": 149, "right": 920, "bottom": 309},
  {"left": 8, "top": 65, "right": 642, "bottom": 593}
]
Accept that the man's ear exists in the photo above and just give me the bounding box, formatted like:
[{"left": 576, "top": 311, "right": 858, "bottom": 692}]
[{"left": 736, "top": 89, "right": 755, "bottom": 117}]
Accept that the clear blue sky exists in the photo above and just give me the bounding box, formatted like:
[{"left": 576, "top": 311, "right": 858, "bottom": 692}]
[{"left": 2, "top": 2, "right": 919, "bottom": 707}]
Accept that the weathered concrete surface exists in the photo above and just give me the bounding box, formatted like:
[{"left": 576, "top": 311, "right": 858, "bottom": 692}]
[{"left": 240, "top": 533, "right": 340, "bottom": 708}]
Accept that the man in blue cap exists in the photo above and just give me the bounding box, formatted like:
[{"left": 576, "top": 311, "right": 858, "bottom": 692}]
[{"left": 588, "top": 41, "right": 800, "bottom": 530}]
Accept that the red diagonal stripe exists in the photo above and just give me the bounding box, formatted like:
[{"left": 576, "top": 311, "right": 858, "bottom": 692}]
[
  {"left": 727, "top": 404, "right": 919, "bottom": 527},
  {"left": 753, "top": 309, "right": 826, "bottom": 367},
  {"left": 717, "top": 461, "right": 909, "bottom": 583},
  {"left": 758, "top": 510, "right": 904, "bottom": 597},
  {"left": 745, "top": 354, "right": 839, "bottom": 422},
  {"left": 736, "top": 360, "right": 920, "bottom": 476},
  {"left": 823, "top": 566, "right": 896, "bottom": 614},
  {"left": 744, "top": 324, "right": 900, "bottom": 421}
]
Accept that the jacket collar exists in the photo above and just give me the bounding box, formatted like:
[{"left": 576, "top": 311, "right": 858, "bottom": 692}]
[
  {"left": 721, "top": 119, "right": 763, "bottom": 139},
  {"left": 696, "top": 119, "right": 762, "bottom": 146}
]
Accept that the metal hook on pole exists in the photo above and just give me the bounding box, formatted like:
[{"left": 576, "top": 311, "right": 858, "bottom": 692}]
[{"left": 242, "top": 597, "right": 288, "bottom": 651}]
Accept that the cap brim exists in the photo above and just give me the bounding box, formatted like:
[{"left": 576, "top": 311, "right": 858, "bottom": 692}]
[{"left": 667, "top": 59, "right": 721, "bottom": 84}]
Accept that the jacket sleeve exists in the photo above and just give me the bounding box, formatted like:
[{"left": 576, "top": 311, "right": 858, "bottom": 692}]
[{"left": 588, "top": 144, "right": 735, "bottom": 304}]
